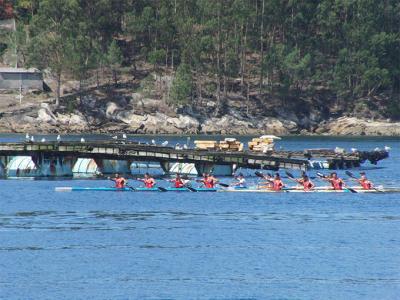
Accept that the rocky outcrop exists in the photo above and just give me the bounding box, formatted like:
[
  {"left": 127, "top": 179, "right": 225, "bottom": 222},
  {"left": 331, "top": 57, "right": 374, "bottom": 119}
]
[
  {"left": 201, "top": 116, "right": 298, "bottom": 135},
  {"left": 315, "top": 117, "right": 400, "bottom": 136}
]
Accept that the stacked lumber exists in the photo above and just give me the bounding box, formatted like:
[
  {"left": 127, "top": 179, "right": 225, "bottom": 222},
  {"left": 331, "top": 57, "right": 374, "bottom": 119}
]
[
  {"left": 194, "top": 140, "right": 218, "bottom": 150},
  {"left": 219, "top": 138, "right": 243, "bottom": 152},
  {"left": 248, "top": 136, "right": 280, "bottom": 152},
  {"left": 194, "top": 139, "right": 244, "bottom": 151}
]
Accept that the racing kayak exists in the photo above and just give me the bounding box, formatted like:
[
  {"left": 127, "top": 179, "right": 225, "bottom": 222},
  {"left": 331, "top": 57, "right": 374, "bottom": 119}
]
[
  {"left": 55, "top": 186, "right": 218, "bottom": 192},
  {"left": 55, "top": 186, "right": 400, "bottom": 193}
]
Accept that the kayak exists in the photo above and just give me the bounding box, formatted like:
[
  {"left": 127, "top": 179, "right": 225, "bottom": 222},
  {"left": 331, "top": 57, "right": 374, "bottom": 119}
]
[
  {"left": 55, "top": 187, "right": 132, "bottom": 192},
  {"left": 55, "top": 186, "right": 217, "bottom": 192},
  {"left": 55, "top": 186, "right": 400, "bottom": 193}
]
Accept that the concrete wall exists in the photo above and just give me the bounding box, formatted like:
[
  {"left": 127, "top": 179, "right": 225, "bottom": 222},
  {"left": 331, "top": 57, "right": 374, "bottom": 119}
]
[{"left": 0, "top": 72, "right": 43, "bottom": 90}]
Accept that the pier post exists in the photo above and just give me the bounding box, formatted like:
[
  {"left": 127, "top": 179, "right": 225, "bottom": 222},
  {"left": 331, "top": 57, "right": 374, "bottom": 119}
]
[{"left": 160, "top": 161, "right": 170, "bottom": 175}]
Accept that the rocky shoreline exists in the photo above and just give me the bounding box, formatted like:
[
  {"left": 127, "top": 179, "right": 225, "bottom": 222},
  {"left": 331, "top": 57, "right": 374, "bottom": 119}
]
[{"left": 1, "top": 101, "right": 400, "bottom": 136}]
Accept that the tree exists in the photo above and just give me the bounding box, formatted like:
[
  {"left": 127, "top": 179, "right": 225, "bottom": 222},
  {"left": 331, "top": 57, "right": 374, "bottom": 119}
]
[
  {"left": 170, "top": 63, "right": 192, "bottom": 105},
  {"left": 107, "top": 40, "right": 123, "bottom": 86},
  {"left": 26, "top": 0, "right": 78, "bottom": 106}
]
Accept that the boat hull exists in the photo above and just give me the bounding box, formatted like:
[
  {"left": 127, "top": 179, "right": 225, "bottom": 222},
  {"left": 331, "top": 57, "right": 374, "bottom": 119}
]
[{"left": 55, "top": 187, "right": 400, "bottom": 193}]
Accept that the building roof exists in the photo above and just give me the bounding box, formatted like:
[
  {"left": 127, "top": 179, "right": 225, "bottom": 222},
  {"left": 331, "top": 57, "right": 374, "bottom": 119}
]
[{"left": 0, "top": 67, "right": 41, "bottom": 74}]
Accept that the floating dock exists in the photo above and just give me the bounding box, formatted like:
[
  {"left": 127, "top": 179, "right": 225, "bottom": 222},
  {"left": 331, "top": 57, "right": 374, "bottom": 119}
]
[{"left": 0, "top": 140, "right": 389, "bottom": 177}]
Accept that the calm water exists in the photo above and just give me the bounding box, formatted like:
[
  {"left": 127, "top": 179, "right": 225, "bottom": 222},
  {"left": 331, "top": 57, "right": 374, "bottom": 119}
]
[{"left": 1, "top": 136, "right": 399, "bottom": 299}]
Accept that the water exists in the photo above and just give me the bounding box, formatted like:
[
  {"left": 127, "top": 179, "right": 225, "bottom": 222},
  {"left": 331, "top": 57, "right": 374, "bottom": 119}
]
[{"left": 1, "top": 136, "right": 399, "bottom": 299}]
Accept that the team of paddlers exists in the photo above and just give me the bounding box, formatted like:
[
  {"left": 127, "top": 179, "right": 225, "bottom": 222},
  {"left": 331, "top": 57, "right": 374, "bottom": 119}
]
[{"left": 109, "top": 171, "right": 374, "bottom": 191}]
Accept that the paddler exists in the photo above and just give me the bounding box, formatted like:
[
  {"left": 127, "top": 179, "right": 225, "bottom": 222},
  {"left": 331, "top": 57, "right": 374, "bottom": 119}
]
[
  {"left": 169, "top": 174, "right": 185, "bottom": 188},
  {"left": 272, "top": 173, "right": 285, "bottom": 191},
  {"left": 137, "top": 173, "right": 156, "bottom": 188},
  {"left": 259, "top": 173, "right": 274, "bottom": 189},
  {"left": 199, "top": 173, "right": 218, "bottom": 188},
  {"left": 325, "top": 172, "right": 346, "bottom": 190},
  {"left": 357, "top": 172, "right": 373, "bottom": 190},
  {"left": 109, "top": 173, "right": 127, "bottom": 188},
  {"left": 295, "top": 173, "right": 315, "bottom": 191},
  {"left": 231, "top": 173, "right": 247, "bottom": 188}
]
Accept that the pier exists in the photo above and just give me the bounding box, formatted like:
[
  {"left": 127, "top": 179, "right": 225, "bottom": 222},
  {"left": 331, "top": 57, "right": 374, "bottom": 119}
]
[{"left": 0, "top": 140, "right": 389, "bottom": 177}]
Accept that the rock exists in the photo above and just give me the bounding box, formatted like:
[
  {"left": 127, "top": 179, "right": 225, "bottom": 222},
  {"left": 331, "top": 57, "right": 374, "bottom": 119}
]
[
  {"left": 316, "top": 117, "right": 400, "bottom": 136},
  {"left": 258, "top": 117, "right": 290, "bottom": 135},
  {"left": 105, "top": 102, "right": 120, "bottom": 119},
  {"left": 22, "top": 116, "right": 37, "bottom": 124},
  {"left": 69, "top": 114, "right": 87, "bottom": 127},
  {"left": 201, "top": 116, "right": 255, "bottom": 134},
  {"left": 167, "top": 115, "right": 199, "bottom": 133},
  {"left": 37, "top": 108, "right": 56, "bottom": 124}
]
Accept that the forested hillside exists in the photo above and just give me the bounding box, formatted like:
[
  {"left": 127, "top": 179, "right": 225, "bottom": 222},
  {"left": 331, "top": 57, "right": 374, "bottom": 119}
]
[{"left": 1, "top": 0, "right": 400, "bottom": 126}]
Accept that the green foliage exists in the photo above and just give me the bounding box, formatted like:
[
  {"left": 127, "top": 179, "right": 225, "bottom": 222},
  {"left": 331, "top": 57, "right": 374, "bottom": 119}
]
[
  {"left": 139, "top": 74, "right": 155, "bottom": 97},
  {"left": 107, "top": 40, "right": 123, "bottom": 69},
  {"left": 148, "top": 49, "right": 166, "bottom": 67},
  {"left": 7, "top": 0, "right": 400, "bottom": 109},
  {"left": 170, "top": 63, "right": 192, "bottom": 105}
]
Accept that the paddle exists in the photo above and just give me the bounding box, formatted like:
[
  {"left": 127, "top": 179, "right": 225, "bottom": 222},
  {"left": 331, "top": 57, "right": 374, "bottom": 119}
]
[
  {"left": 255, "top": 171, "right": 273, "bottom": 181},
  {"left": 316, "top": 172, "right": 357, "bottom": 193},
  {"left": 345, "top": 171, "right": 382, "bottom": 192},
  {"left": 158, "top": 187, "right": 168, "bottom": 192}
]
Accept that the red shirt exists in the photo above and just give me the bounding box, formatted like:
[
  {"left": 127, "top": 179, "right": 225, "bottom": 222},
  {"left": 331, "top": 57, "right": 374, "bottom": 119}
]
[
  {"left": 173, "top": 178, "right": 184, "bottom": 188},
  {"left": 273, "top": 179, "right": 284, "bottom": 191},
  {"left": 359, "top": 179, "right": 372, "bottom": 190},
  {"left": 330, "top": 178, "right": 344, "bottom": 190},
  {"left": 115, "top": 178, "right": 125, "bottom": 188},
  {"left": 299, "top": 179, "right": 314, "bottom": 191},
  {"left": 144, "top": 178, "right": 155, "bottom": 188},
  {"left": 203, "top": 177, "right": 215, "bottom": 188}
]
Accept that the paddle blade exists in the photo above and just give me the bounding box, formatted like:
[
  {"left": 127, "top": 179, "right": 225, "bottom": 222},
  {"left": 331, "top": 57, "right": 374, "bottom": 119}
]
[
  {"left": 285, "top": 171, "right": 295, "bottom": 179},
  {"left": 345, "top": 171, "right": 356, "bottom": 178},
  {"left": 346, "top": 187, "right": 357, "bottom": 193},
  {"left": 316, "top": 172, "right": 326, "bottom": 178},
  {"left": 218, "top": 183, "right": 230, "bottom": 187},
  {"left": 187, "top": 187, "right": 197, "bottom": 192},
  {"left": 255, "top": 171, "right": 264, "bottom": 178},
  {"left": 158, "top": 187, "right": 168, "bottom": 192}
]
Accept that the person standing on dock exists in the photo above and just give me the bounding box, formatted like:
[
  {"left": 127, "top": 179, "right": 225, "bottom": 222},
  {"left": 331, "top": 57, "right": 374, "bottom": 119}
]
[
  {"left": 357, "top": 172, "right": 373, "bottom": 190},
  {"left": 231, "top": 173, "right": 247, "bottom": 188},
  {"left": 272, "top": 173, "right": 285, "bottom": 191},
  {"left": 137, "top": 173, "right": 156, "bottom": 188},
  {"left": 109, "top": 173, "right": 127, "bottom": 188}
]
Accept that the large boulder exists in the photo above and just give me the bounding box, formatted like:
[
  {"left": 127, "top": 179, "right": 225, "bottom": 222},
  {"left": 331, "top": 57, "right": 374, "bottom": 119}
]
[
  {"left": 37, "top": 108, "right": 57, "bottom": 124},
  {"left": 105, "top": 102, "right": 121, "bottom": 119}
]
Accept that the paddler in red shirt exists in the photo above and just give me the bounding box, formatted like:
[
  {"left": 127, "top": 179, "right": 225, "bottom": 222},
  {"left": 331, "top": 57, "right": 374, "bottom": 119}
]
[
  {"left": 272, "top": 173, "right": 285, "bottom": 191},
  {"left": 109, "top": 173, "right": 127, "bottom": 188},
  {"left": 357, "top": 172, "right": 373, "bottom": 190},
  {"left": 199, "top": 173, "right": 218, "bottom": 188},
  {"left": 295, "top": 173, "right": 315, "bottom": 191},
  {"left": 169, "top": 174, "right": 185, "bottom": 188},
  {"left": 327, "top": 172, "right": 346, "bottom": 190},
  {"left": 137, "top": 173, "right": 156, "bottom": 188}
]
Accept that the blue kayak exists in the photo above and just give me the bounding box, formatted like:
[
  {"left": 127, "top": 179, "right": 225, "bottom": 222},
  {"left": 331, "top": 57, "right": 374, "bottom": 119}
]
[{"left": 55, "top": 187, "right": 132, "bottom": 192}]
